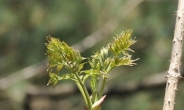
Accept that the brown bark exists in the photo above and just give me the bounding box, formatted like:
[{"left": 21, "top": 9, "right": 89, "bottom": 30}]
[{"left": 162, "top": 0, "right": 184, "bottom": 110}]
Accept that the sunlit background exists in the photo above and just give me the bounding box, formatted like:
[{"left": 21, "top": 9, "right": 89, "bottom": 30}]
[{"left": 1, "top": 0, "right": 183, "bottom": 110}]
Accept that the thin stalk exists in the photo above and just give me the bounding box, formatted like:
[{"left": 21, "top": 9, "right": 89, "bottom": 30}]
[
  {"left": 95, "top": 76, "right": 100, "bottom": 102},
  {"left": 91, "top": 77, "right": 99, "bottom": 103},
  {"left": 75, "top": 82, "right": 88, "bottom": 106},
  {"left": 74, "top": 72, "right": 92, "bottom": 109},
  {"left": 99, "top": 76, "right": 107, "bottom": 98}
]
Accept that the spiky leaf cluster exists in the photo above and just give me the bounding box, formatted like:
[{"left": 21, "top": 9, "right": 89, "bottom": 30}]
[
  {"left": 45, "top": 36, "right": 85, "bottom": 86},
  {"left": 109, "top": 30, "right": 136, "bottom": 55},
  {"left": 85, "top": 30, "right": 138, "bottom": 76}
]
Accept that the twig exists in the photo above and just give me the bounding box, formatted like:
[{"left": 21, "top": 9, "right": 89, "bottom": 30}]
[{"left": 162, "top": 0, "right": 184, "bottom": 110}]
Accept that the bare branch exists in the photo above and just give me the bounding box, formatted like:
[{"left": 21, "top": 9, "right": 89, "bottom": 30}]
[{"left": 162, "top": 0, "right": 184, "bottom": 110}]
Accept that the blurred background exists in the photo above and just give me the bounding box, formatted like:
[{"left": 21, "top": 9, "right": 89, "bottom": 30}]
[{"left": 0, "top": 0, "right": 183, "bottom": 110}]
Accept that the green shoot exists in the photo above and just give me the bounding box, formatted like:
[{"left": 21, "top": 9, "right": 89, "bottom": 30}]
[{"left": 45, "top": 29, "right": 138, "bottom": 110}]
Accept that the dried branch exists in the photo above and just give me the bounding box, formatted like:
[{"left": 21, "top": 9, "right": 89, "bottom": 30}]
[{"left": 162, "top": 0, "right": 184, "bottom": 110}]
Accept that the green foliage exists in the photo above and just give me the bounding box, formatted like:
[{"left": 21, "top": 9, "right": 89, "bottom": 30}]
[{"left": 45, "top": 30, "right": 138, "bottom": 110}]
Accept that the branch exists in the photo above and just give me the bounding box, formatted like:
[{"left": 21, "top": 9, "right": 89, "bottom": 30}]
[{"left": 163, "top": 0, "right": 184, "bottom": 110}]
